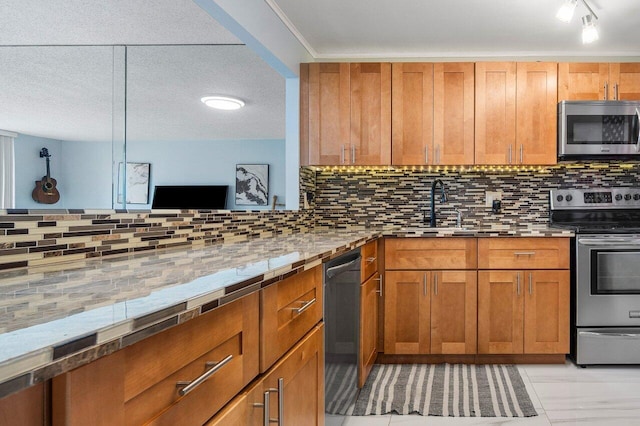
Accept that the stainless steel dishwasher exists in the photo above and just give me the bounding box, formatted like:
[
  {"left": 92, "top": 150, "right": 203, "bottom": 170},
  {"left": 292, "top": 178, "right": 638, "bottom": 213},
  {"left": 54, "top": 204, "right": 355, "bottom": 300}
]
[{"left": 324, "top": 248, "right": 361, "bottom": 417}]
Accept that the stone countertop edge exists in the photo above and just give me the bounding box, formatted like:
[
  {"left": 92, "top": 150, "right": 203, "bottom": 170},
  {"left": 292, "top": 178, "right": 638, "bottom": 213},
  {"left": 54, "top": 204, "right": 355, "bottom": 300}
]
[{"left": 0, "top": 225, "right": 573, "bottom": 398}]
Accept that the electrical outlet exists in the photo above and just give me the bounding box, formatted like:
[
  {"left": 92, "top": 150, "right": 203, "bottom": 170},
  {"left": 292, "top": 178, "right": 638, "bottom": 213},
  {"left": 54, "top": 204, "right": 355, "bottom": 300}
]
[{"left": 485, "top": 191, "right": 503, "bottom": 207}]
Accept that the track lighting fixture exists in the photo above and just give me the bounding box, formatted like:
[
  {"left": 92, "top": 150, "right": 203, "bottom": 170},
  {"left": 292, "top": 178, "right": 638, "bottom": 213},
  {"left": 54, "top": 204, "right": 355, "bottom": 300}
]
[{"left": 556, "top": 0, "right": 599, "bottom": 44}]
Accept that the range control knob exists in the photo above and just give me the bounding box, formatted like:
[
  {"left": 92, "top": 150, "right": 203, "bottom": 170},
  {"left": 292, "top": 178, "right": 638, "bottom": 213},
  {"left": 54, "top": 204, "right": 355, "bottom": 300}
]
[
  {"left": 635, "top": 194, "right": 640, "bottom": 201},
  {"left": 616, "top": 194, "right": 623, "bottom": 201},
  {"left": 556, "top": 195, "right": 564, "bottom": 202},
  {"left": 566, "top": 194, "right": 573, "bottom": 202},
  {"left": 626, "top": 194, "right": 632, "bottom": 201}
]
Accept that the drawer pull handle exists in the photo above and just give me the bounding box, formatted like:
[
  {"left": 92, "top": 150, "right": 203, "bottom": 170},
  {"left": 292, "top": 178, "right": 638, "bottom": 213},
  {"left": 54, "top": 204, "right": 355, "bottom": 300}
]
[
  {"left": 252, "top": 391, "right": 274, "bottom": 426},
  {"left": 529, "top": 273, "right": 533, "bottom": 295},
  {"left": 516, "top": 272, "right": 520, "bottom": 296},
  {"left": 295, "top": 298, "right": 316, "bottom": 315},
  {"left": 514, "top": 251, "right": 535, "bottom": 256},
  {"left": 366, "top": 256, "right": 377, "bottom": 264},
  {"left": 175, "top": 354, "right": 233, "bottom": 396},
  {"left": 374, "top": 274, "right": 383, "bottom": 297}
]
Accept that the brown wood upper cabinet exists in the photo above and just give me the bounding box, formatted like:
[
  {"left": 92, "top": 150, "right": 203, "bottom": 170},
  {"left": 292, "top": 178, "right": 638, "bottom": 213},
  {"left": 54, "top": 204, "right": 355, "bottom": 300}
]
[
  {"left": 558, "top": 63, "right": 640, "bottom": 101},
  {"left": 392, "top": 63, "right": 474, "bottom": 165},
  {"left": 301, "top": 62, "right": 391, "bottom": 166},
  {"left": 475, "top": 62, "right": 557, "bottom": 165}
]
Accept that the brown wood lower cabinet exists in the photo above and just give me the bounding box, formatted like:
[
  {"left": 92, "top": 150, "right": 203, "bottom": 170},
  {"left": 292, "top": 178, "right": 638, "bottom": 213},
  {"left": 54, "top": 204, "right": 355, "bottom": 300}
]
[
  {"left": 359, "top": 272, "right": 380, "bottom": 388},
  {"left": 207, "top": 324, "right": 324, "bottom": 426},
  {"left": 384, "top": 270, "right": 477, "bottom": 355},
  {"left": 478, "top": 270, "right": 570, "bottom": 354},
  {"left": 0, "top": 382, "right": 45, "bottom": 426},
  {"left": 52, "top": 292, "right": 259, "bottom": 426}
]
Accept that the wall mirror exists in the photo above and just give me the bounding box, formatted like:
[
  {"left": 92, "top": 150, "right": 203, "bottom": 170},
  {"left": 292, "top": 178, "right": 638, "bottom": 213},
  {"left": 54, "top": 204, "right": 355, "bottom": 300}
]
[{"left": 0, "top": 44, "right": 286, "bottom": 211}]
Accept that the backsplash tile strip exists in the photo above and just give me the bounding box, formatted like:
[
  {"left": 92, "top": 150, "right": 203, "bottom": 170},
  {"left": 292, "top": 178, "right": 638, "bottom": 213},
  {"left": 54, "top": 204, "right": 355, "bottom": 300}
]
[
  {"left": 52, "top": 333, "right": 98, "bottom": 360},
  {"left": 311, "top": 162, "right": 640, "bottom": 228},
  {"left": 0, "top": 373, "right": 31, "bottom": 399}
]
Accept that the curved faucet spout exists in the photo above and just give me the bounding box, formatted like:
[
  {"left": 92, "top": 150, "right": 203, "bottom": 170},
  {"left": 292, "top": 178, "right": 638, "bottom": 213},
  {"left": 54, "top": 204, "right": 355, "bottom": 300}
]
[{"left": 429, "top": 179, "right": 447, "bottom": 227}]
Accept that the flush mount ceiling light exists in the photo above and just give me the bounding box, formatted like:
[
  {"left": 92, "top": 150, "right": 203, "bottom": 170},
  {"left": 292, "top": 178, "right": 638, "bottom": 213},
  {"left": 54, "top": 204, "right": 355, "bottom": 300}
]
[
  {"left": 200, "top": 96, "right": 245, "bottom": 110},
  {"left": 555, "top": 0, "right": 599, "bottom": 44}
]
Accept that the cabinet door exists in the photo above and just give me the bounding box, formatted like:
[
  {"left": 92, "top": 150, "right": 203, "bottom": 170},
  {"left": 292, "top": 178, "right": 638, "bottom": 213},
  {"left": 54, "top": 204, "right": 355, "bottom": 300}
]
[
  {"left": 0, "top": 383, "right": 46, "bottom": 426},
  {"left": 478, "top": 271, "right": 524, "bottom": 354},
  {"left": 308, "top": 63, "right": 350, "bottom": 165},
  {"left": 433, "top": 63, "right": 475, "bottom": 165},
  {"left": 558, "top": 63, "right": 609, "bottom": 100},
  {"left": 610, "top": 63, "right": 640, "bottom": 100},
  {"left": 350, "top": 63, "right": 391, "bottom": 165},
  {"left": 516, "top": 62, "right": 558, "bottom": 165},
  {"left": 430, "top": 271, "right": 477, "bottom": 354},
  {"left": 359, "top": 272, "right": 380, "bottom": 387},
  {"left": 524, "top": 270, "right": 570, "bottom": 354},
  {"left": 391, "top": 63, "right": 434, "bottom": 165},
  {"left": 385, "top": 238, "right": 477, "bottom": 270},
  {"left": 475, "top": 62, "right": 517, "bottom": 165},
  {"left": 261, "top": 325, "right": 324, "bottom": 426},
  {"left": 384, "top": 271, "right": 430, "bottom": 354}
]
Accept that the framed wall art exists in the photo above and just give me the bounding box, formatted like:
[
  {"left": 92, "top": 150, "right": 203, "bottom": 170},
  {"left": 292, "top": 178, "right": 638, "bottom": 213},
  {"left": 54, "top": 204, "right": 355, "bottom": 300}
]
[{"left": 235, "top": 164, "right": 268, "bottom": 206}]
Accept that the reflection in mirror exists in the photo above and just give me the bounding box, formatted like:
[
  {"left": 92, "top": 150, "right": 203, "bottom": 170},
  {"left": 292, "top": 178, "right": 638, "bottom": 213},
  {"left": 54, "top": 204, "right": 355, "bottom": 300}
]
[
  {"left": 0, "top": 46, "right": 117, "bottom": 209},
  {"left": 125, "top": 45, "right": 285, "bottom": 210},
  {"left": 1, "top": 44, "right": 287, "bottom": 211}
]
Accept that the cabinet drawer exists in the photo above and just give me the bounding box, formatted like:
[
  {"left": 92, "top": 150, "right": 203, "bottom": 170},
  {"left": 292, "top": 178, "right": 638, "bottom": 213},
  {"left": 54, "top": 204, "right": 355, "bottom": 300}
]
[
  {"left": 385, "top": 238, "right": 477, "bottom": 270},
  {"left": 477, "top": 238, "right": 569, "bottom": 270},
  {"left": 361, "top": 240, "right": 378, "bottom": 282},
  {"left": 54, "top": 292, "right": 259, "bottom": 426},
  {"left": 125, "top": 292, "right": 259, "bottom": 425},
  {"left": 260, "top": 266, "right": 322, "bottom": 372}
]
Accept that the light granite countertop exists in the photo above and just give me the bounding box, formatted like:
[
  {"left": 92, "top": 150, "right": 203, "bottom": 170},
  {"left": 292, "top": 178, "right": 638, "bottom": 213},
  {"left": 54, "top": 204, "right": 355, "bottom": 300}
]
[{"left": 0, "top": 225, "right": 573, "bottom": 397}]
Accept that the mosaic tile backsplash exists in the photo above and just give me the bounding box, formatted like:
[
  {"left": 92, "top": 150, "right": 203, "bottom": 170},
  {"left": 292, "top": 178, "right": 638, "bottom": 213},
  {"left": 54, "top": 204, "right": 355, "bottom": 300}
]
[{"left": 310, "top": 162, "right": 640, "bottom": 229}]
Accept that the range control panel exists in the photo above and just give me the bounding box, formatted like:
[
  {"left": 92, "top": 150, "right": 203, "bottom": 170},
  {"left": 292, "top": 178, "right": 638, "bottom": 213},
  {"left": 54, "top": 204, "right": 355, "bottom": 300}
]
[{"left": 550, "top": 188, "right": 640, "bottom": 210}]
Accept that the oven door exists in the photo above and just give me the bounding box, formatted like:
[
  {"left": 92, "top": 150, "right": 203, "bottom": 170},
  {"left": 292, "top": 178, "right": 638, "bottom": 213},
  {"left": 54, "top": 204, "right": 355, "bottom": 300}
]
[{"left": 576, "top": 234, "right": 640, "bottom": 326}]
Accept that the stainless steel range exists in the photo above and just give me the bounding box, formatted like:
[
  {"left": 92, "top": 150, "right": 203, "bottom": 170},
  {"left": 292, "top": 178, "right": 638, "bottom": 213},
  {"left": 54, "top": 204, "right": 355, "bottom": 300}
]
[{"left": 550, "top": 187, "right": 640, "bottom": 366}]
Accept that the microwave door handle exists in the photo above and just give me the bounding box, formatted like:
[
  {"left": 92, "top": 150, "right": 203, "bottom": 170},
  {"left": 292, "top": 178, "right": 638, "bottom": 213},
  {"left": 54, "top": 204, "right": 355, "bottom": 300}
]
[{"left": 634, "top": 108, "right": 640, "bottom": 151}]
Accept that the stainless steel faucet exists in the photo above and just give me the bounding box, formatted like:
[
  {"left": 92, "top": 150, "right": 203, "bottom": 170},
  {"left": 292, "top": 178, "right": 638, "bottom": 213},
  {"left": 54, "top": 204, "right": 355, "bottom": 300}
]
[{"left": 429, "top": 179, "right": 447, "bottom": 227}]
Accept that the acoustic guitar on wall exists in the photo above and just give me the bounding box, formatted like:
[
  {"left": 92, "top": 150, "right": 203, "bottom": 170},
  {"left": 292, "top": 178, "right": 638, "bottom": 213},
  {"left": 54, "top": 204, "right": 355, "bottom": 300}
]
[{"left": 32, "top": 147, "right": 60, "bottom": 204}]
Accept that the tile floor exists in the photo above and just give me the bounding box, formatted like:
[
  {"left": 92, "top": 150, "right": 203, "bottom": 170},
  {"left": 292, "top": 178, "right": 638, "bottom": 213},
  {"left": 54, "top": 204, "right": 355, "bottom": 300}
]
[{"left": 326, "top": 360, "right": 640, "bottom": 425}]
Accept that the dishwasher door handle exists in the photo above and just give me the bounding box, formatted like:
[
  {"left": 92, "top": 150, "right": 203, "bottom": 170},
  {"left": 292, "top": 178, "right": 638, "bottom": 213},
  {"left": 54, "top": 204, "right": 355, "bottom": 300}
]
[{"left": 325, "top": 257, "right": 361, "bottom": 277}]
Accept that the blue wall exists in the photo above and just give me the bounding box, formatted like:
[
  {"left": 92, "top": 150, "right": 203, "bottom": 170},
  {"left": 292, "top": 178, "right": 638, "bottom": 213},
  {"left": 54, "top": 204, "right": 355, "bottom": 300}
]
[
  {"left": 14, "top": 135, "right": 285, "bottom": 210},
  {"left": 125, "top": 139, "right": 286, "bottom": 210}
]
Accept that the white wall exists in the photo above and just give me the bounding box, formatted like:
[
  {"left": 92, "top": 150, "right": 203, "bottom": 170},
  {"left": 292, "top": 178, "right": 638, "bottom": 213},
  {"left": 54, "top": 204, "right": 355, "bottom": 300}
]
[{"left": 126, "top": 139, "right": 286, "bottom": 210}]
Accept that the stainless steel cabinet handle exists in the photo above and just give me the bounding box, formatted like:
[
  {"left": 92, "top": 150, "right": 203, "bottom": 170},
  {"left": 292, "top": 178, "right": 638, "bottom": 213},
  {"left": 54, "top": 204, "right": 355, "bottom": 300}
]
[
  {"left": 277, "top": 377, "right": 284, "bottom": 426},
  {"left": 294, "top": 298, "right": 316, "bottom": 315},
  {"left": 252, "top": 391, "right": 271, "bottom": 426},
  {"left": 516, "top": 272, "right": 520, "bottom": 296},
  {"left": 514, "top": 251, "right": 535, "bottom": 256},
  {"left": 528, "top": 273, "right": 533, "bottom": 295},
  {"left": 423, "top": 274, "right": 427, "bottom": 296},
  {"left": 176, "top": 354, "right": 233, "bottom": 396},
  {"left": 340, "top": 145, "right": 345, "bottom": 164},
  {"left": 351, "top": 145, "right": 356, "bottom": 164},
  {"left": 604, "top": 81, "right": 609, "bottom": 100},
  {"left": 374, "top": 274, "right": 383, "bottom": 297},
  {"left": 614, "top": 83, "right": 619, "bottom": 100},
  {"left": 366, "top": 256, "right": 377, "bottom": 264},
  {"left": 436, "top": 146, "right": 440, "bottom": 164},
  {"left": 434, "top": 273, "right": 438, "bottom": 296},
  {"left": 425, "top": 146, "right": 429, "bottom": 164},
  {"left": 519, "top": 144, "right": 524, "bottom": 164},
  {"left": 508, "top": 145, "right": 512, "bottom": 165}
]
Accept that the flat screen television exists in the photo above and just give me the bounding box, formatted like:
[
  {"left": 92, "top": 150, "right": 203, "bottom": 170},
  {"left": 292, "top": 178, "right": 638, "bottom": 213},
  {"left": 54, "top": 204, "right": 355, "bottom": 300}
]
[{"left": 151, "top": 185, "right": 228, "bottom": 209}]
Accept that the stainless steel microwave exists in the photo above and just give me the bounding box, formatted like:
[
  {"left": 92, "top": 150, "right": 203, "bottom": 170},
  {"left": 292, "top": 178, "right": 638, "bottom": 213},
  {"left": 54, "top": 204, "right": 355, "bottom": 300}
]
[{"left": 558, "top": 100, "right": 640, "bottom": 160}]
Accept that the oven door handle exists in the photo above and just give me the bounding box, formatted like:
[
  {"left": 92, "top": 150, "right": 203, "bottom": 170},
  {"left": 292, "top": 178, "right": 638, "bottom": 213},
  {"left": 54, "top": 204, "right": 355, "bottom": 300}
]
[
  {"left": 581, "top": 331, "right": 640, "bottom": 339},
  {"left": 578, "top": 238, "right": 640, "bottom": 245}
]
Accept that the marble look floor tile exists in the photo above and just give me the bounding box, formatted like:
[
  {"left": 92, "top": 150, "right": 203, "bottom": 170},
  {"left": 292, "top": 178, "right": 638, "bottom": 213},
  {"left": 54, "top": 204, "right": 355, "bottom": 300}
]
[
  {"left": 387, "top": 414, "right": 551, "bottom": 425},
  {"left": 545, "top": 409, "right": 640, "bottom": 425},
  {"left": 532, "top": 382, "right": 640, "bottom": 412},
  {"left": 343, "top": 415, "right": 392, "bottom": 425},
  {"left": 523, "top": 361, "right": 640, "bottom": 384}
]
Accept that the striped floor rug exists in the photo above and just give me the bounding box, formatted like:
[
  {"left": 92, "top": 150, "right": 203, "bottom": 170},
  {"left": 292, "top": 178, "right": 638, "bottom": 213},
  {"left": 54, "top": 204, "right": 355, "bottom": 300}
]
[{"left": 350, "top": 364, "right": 537, "bottom": 417}]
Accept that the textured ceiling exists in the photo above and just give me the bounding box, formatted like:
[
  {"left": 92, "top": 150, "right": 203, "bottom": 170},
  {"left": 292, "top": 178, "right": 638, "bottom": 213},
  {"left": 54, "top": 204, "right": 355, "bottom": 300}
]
[{"left": 0, "top": 0, "right": 285, "bottom": 142}]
